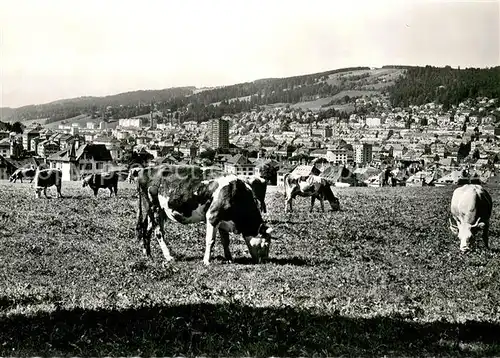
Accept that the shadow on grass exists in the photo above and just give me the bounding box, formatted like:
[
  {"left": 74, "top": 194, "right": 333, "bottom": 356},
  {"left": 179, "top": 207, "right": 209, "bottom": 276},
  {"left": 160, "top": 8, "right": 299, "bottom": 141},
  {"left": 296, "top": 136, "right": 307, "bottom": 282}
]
[{"left": 1, "top": 303, "right": 499, "bottom": 356}]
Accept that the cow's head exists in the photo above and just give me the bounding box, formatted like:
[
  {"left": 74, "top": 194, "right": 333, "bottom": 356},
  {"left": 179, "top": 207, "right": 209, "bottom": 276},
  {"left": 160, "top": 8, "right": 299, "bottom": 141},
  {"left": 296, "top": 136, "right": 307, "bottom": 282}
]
[
  {"left": 329, "top": 195, "right": 341, "bottom": 211},
  {"left": 449, "top": 217, "right": 484, "bottom": 252},
  {"left": 34, "top": 187, "right": 43, "bottom": 198},
  {"left": 245, "top": 223, "right": 273, "bottom": 263}
]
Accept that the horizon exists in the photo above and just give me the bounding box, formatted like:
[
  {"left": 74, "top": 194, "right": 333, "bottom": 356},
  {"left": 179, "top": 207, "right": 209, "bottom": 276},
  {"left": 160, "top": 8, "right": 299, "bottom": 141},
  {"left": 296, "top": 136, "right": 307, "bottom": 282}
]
[{"left": 1, "top": 0, "right": 499, "bottom": 108}]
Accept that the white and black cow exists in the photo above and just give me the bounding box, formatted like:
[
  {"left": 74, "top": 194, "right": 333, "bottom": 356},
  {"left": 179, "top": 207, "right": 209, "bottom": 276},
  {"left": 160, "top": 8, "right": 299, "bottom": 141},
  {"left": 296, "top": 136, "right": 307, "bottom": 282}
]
[
  {"left": 34, "top": 168, "right": 62, "bottom": 198},
  {"left": 135, "top": 165, "right": 274, "bottom": 265},
  {"left": 449, "top": 184, "right": 493, "bottom": 252},
  {"left": 127, "top": 167, "right": 143, "bottom": 183},
  {"left": 10, "top": 168, "right": 36, "bottom": 183},
  {"left": 82, "top": 172, "right": 119, "bottom": 197},
  {"left": 238, "top": 175, "right": 268, "bottom": 213},
  {"left": 283, "top": 174, "right": 340, "bottom": 213}
]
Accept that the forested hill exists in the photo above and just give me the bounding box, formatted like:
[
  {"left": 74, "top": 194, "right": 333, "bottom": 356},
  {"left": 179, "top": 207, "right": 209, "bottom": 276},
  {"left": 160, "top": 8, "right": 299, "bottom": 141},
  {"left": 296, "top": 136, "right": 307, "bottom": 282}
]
[
  {"left": 2, "top": 65, "right": 499, "bottom": 124},
  {"left": 388, "top": 66, "right": 500, "bottom": 109},
  {"left": 0, "top": 67, "right": 370, "bottom": 123},
  {"left": 1, "top": 87, "right": 195, "bottom": 123}
]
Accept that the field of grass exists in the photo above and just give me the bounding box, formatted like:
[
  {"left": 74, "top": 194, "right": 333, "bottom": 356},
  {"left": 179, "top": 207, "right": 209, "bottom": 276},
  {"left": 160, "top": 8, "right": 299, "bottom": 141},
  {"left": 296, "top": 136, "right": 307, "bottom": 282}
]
[{"left": 1, "top": 181, "right": 500, "bottom": 356}]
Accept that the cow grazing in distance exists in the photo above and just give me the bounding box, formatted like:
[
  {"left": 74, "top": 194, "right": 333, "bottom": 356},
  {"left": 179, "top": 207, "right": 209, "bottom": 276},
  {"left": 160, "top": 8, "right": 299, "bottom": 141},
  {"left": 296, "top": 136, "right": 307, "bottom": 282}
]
[
  {"left": 283, "top": 174, "right": 340, "bottom": 213},
  {"left": 135, "top": 165, "right": 274, "bottom": 265},
  {"left": 82, "top": 172, "right": 119, "bottom": 197},
  {"left": 127, "top": 167, "right": 143, "bottom": 183},
  {"left": 238, "top": 175, "right": 268, "bottom": 213},
  {"left": 449, "top": 184, "right": 493, "bottom": 252},
  {"left": 34, "top": 169, "right": 62, "bottom": 198},
  {"left": 9, "top": 168, "right": 36, "bottom": 183}
]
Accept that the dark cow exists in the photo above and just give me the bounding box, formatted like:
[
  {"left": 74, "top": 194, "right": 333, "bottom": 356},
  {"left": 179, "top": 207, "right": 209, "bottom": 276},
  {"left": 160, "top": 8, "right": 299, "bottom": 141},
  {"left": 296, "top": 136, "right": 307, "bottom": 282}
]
[
  {"left": 34, "top": 169, "right": 62, "bottom": 198},
  {"left": 283, "top": 174, "right": 340, "bottom": 213},
  {"left": 239, "top": 175, "right": 268, "bottom": 213},
  {"left": 449, "top": 184, "right": 493, "bottom": 252},
  {"left": 136, "top": 165, "right": 273, "bottom": 265},
  {"left": 10, "top": 168, "right": 36, "bottom": 183},
  {"left": 82, "top": 172, "right": 119, "bottom": 197}
]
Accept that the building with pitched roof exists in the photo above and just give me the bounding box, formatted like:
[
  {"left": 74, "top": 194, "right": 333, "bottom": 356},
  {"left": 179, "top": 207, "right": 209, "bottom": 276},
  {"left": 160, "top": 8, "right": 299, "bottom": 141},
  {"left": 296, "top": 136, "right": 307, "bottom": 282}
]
[{"left": 47, "top": 143, "right": 113, "bottom": 181}]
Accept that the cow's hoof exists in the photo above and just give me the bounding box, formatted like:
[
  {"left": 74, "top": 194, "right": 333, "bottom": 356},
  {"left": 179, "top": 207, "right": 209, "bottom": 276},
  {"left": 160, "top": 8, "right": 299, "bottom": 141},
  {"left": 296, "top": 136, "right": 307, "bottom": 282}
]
[
  {"left": 203, "top": 260, "right": 211, "bottom": 266},
  {"left": 164, "top": 256, "right": 174, "bottom": 262}
]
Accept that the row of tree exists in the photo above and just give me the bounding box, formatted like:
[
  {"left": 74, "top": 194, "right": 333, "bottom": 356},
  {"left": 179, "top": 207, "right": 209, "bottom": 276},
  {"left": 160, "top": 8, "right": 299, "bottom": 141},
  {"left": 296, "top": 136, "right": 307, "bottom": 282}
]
[
  {"left": 389, "top": 66, "right": 500, "bottom": 110},
  {"left": 0, "top": 120, "right": 24, "bottom": 133}
]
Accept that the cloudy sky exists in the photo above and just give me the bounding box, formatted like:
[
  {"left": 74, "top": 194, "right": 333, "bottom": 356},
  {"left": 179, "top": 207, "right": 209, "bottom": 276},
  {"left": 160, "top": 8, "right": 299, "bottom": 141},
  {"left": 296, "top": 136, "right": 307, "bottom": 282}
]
[{"left": 1, "top": 0, "right": 498, "bottom": 108}]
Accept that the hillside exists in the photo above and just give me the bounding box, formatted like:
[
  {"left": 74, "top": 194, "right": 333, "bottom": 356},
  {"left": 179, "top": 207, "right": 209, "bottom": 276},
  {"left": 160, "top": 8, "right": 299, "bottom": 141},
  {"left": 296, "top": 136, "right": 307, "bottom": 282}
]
[
  {"left": 2, "top": 65, "right": 499, "bottom": 126},
  {"left": 389, "top": 66, "right": 500, "bottom": 109},
  {"left": 1, "top": 87, "right": 195, "bottom": 123}
]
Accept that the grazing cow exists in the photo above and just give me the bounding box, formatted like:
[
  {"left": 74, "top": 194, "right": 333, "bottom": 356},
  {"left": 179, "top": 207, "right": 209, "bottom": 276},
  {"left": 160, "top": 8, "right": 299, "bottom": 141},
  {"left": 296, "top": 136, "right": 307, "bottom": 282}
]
[
  {"left": 238, "top": 175, "right": 268, "bottom": 213},
  {"left": 127, "top": 167, "right": 143, "bottom": 183},
  {"left": 9, "top": 168, "right": 36, "bottom": 183},
  {"left": 82, "top": 172, "right": 119, "bottom": 197},
  {"left": 34, "top": 169, "right": 62, "bottom": 198},
  {"left": 284, "top": 174, "right": 340, "bottom": 213},
  {"left": 136, "top": 165, "right": 274, "bottom": 265},
  {"left": 449, "top": 184, "right": 493, "bottom": 252}
]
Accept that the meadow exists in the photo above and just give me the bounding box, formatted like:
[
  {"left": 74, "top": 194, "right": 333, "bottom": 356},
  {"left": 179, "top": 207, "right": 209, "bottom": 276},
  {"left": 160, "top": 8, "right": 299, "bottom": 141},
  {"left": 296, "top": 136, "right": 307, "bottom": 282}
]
[{"left": 1, "top": 181, "right": 500, "bottom": 356}]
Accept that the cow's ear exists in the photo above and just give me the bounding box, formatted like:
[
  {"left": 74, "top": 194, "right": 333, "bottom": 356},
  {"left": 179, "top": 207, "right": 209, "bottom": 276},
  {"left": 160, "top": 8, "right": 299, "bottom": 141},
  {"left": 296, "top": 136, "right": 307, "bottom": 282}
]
[{"left": 477, "top": 222, "right": 485, "bottom": 229}]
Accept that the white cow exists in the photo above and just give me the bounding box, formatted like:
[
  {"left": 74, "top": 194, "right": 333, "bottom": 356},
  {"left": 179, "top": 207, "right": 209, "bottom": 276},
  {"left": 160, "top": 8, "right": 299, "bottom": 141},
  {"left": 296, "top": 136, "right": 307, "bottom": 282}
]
[{"left": 449, "top": 184, "right": 493, "bottom": 252}]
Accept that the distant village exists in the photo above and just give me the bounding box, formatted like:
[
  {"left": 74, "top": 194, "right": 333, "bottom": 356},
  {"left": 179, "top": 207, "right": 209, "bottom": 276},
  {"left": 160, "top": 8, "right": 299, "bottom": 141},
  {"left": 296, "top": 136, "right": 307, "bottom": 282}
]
[{"left": 1, "top": 95, "right": 500, "bottom": 187}]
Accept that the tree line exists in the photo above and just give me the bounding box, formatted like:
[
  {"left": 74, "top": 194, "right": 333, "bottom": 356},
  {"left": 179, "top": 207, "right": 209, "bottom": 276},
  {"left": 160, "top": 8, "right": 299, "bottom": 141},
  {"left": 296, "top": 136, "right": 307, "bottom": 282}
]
[{"left": 389, "top": 66, "right": 500, "bottom": 110}]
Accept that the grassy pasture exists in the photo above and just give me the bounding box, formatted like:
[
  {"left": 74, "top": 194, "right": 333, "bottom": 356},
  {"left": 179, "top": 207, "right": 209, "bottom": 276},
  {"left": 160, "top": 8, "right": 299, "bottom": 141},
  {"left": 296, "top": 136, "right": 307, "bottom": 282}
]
[{"left": 1, "top": 181, "right": 500, "bottom": 356}]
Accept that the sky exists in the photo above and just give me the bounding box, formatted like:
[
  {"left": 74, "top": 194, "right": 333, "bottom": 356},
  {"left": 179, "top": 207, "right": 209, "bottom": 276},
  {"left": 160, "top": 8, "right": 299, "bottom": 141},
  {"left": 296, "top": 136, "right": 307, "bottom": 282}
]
[{"left": 1, "top": 0, "right": 499, "bottom": 108}]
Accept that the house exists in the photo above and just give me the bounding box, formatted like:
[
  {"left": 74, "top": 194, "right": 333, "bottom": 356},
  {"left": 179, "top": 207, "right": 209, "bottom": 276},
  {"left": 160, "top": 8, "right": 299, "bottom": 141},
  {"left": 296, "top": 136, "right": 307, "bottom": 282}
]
[
  {"left": 178, "top": 143, "right": 199, "bottom": 158},
  {"left": 326, "top": 146, "right": 352, "bottom": 164},
  {"left": 0, "top": 138, "right": 10, "bottom": 158},
  {"left": 47, "top": 143, "right": 113, "bottom": 181},
  {"left": 37, "top": 140, "right": 60, "bottom": 158},
  {"left": 224, "top": 154, "right": 255, "bottom": 176},
  {"left": 22, "top": 128, "right": 40, "bottom": 152}
]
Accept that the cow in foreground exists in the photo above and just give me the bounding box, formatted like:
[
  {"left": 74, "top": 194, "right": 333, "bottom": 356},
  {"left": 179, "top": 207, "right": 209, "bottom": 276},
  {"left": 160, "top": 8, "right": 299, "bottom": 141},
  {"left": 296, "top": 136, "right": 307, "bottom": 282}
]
[
  {"left": 10, "top": 168, "right": 36, "bottom": 183},
  {"left": 82, "top": 172, "right": 118, "bottom": 197},
  {"left": 136, "top": 165, "right": 273, "bottom": 265},
  {"left": 34, "top": 169, "right": 62, "bottom": 198},
  {"left": 449, "top": 184, "right": 493, "bottom": 253},
  {"left": 238, "top": 175, "right": 268, "bottom": 213},
  {"left": 283, "top": 174, "right": 340, "bottom": 213}
]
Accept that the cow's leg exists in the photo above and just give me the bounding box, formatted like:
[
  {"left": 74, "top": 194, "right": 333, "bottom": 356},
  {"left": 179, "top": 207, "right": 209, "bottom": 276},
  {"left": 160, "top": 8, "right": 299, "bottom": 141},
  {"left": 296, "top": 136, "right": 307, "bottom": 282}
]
[
  {"left": 138, "top": 211, "right": 151, "bottom": 257},
  {"left": 310, "top": 196, "right": 315, "bottom": 212},
  {"left": 218, "top": 228, "right": 232, "bottom": 263},
  {"left": 93, "top": 188, "right": 99, "bottom": 197},
  {"left": 261, "top": 201, "right": 267, "bottom": 213},
  {"left": 56, "top": 185, "right": 62, "bottom": 198},
  {"left": 109, "top": 188, "right": 113, "bottom": 197},
  {"left": 154, "top": 213, "right": 173, "bottom": 262},
  {"left": 482, "top": 221, "right": 490, "bottom": 250},
  {"left": 43, "top": 188, "right": 49, "bottom": 198},
  {"left": 20, "top": 177, "right": 23, "bottom": 184},
  {"left": 319, "top": 196, "right": 325, "bottom": 212},
  {"left": 203, "top": 222, "right": 217, "bottom": 265}
]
